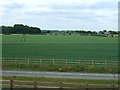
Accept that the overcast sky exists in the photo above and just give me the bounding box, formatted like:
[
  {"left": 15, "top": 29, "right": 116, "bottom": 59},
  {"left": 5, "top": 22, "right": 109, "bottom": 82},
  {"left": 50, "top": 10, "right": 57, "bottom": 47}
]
[{"left": 0, "top": 0, "right": 119, "bottom": 31}]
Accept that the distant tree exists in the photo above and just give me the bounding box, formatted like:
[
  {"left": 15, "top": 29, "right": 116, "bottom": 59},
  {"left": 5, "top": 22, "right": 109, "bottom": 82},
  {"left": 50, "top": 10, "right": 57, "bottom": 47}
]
[
  {"left": 13, "top": 24, "right": 25, "bottom": 34},
  {"left": 103, "top": 30, "right": 107, "bottom": 32},
  {"left": 99, "top": 31, "right": 104, "bottom": 34},
  {"left": 2, "top": 26, "right": 13, "bottom": 34},
  {"left": 47, "top": 30, "right": 51, "bottom": 33},
  {"left": 92, "top": 31, "right": 97, "bottom": 34},
  {"left": 2, "top": 24, "right": 41, "bottom": 34}
]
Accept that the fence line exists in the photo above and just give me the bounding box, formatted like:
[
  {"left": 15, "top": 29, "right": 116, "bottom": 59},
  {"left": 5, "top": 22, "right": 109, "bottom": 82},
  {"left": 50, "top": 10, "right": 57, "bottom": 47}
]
[
  {"left": 1, "top": 57, "right": 118, "bottom": 67},
  {"left": 1, "top": 79, "right": 119, "bottom": 89}
]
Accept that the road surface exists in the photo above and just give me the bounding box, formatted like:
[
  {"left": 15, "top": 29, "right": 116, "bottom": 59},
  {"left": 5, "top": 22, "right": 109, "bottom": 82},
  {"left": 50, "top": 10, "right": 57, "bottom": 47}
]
[{"left": 1, "top": 70, "right": 118, "bottom": 80}]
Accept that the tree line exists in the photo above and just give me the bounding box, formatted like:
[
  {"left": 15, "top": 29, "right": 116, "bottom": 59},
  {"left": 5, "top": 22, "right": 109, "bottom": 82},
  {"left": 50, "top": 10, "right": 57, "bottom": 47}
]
[
  {"left": 2, "top": 24, "right": 41, "bottom": 34},
  {"left": 42, "top": 30, "right": 119, "bottom": 36},
  {"left": 1, "top": 24, "right": 119, "bottom": 35}
]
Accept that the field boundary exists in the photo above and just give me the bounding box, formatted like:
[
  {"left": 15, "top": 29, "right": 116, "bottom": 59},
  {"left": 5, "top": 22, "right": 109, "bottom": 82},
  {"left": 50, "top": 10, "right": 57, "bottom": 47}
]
[
  {"left": 1, "top": 57, "right": 118, "bottom": 67},
  {"left": 1, "top": 79, "right": 119, "bottom": 89}
]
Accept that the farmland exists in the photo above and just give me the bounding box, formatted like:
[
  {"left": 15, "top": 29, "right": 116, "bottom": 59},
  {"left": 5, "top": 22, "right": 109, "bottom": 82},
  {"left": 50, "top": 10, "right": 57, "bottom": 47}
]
[
  {"left": 2, "top": 34, "right": 119, "bottom": 88},
  {"left": 2, "top": 34, "right": 118, "bottom": 61}
]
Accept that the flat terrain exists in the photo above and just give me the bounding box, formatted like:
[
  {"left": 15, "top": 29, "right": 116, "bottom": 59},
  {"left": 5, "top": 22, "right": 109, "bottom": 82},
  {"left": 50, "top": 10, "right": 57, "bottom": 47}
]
[{"left": 2, "top": 34, "right": 118, "bottom": 61}]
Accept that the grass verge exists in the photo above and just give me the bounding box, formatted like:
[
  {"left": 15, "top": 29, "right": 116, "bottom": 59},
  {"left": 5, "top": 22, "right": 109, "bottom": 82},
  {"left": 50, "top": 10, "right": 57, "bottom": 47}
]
[{"left": 2, "top": 63, "right": 118, "bottom": 73}]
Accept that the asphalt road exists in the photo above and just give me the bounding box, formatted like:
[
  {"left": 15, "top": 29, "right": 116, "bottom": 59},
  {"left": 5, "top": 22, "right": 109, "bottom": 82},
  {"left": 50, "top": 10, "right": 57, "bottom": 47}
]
[{"left": 1, "top": 70, "right": 118, "bottom": 80}]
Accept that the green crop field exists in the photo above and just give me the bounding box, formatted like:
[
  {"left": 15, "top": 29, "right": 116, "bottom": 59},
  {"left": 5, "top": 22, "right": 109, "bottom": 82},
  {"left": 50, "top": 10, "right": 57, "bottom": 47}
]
[{"left": 2, "top": 34, "right": 118, "bottom": 61}]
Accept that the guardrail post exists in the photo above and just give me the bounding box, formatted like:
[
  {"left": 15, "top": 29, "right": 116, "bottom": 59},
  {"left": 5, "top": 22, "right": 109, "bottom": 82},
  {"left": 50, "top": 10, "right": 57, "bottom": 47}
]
[
  {"left": 66, "top": 59, "right": 68, "bottom": 66},
  {"left": 34, "top": 81, "right": 37, "bottom": 90},
  {"left": 10, "top": 80, "right": 13, "bottom": 90},
  {"left": 85, "top": 82, "right": 88, "bottom": 90},
  {"left": 28, "top": 58, "right": 30, "bottom": 65},
  {"left": 3, "top": 57, "right": 6, "bottom": 66},
  {"left": 79, "top": 60, "right": 81, "bottom": 66},
  {"left": 40, "top": 58, "right": 42, "bottom": 65},
  {"left": 53, "top": 58, "right": 55, "bottom": 64},
  {"left": 105, "top": 60, "right": 107, "bottom": 68},
  {"left": 15, "top": 57, "right": 18, "bottom": 65},
  {"left": 112, "top": 83, "right": 115, "bottom": 90},
  {"left": 92, "top": 60, "right": 95, "bottom": 66},
  {"left": 59, "top": 82, "right": 63, "bottom": 89}
]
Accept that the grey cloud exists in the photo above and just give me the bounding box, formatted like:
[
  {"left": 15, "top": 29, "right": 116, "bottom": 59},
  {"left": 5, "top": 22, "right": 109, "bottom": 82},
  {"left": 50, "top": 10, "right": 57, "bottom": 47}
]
[
  {"left": 49, "top": 4, "right": 86, "bottom": 10},
  {"left": 46, "top": 1, "right": 117, "bottom": 12},
  {"left": 4, "top": 3, "right": 24, "bottom": 9},
  {"left": 1, "top": 1, "right": 117, "bottom": 30},
  {"left": 27, "top": 1, "right": 117, "bottom": 21},
  {"left": 25, "top": 6, "right": 107, "bottom": 21},
  {"left": 1, "top": 2, "right": 26, "bottom": 18},
  {"left": 89, "top": 2, "right": 117, "bottom": 10},
  {"left": 24, "top": 1, "right": 117, "bottom": 16}
]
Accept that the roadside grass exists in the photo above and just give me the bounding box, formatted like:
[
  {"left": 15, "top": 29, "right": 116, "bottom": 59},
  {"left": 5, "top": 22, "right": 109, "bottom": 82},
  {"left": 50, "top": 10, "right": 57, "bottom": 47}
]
[
  {"left": 2, "top": 63, "right": 118, "bottom": 73},
  {"left": 2, "top": 76, "right": 118, "bottom": 88}
]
